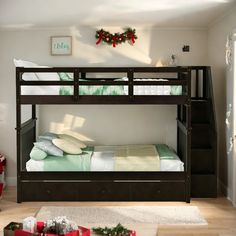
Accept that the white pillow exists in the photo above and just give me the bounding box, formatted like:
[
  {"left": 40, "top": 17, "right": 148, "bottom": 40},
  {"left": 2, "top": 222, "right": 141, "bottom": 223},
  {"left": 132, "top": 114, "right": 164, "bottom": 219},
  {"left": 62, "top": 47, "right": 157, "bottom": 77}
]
[
  {"left": 61, "top": 130, "right": 87, "bottom": 148},
  {"left": 14, "top": 59, "right": 60, "bottom": 95},
  {"left": 58, "top": 134, "right": 87, "bottom": 149},
  {"left": 14, "top": 58, "right": 60, "bottom": 81},
  {"left": 14, "top": 59, "right": 38, "bottom": 81},
  {"left": 52, "top": 139, "right": 82, "bottom": 155}
]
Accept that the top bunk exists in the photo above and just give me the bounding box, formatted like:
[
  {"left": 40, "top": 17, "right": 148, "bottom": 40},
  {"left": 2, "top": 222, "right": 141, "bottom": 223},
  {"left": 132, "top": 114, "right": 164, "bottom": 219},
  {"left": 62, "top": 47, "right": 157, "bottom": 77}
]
[{"left": 16, "top": 66, "right": 192, "bottom": 105}]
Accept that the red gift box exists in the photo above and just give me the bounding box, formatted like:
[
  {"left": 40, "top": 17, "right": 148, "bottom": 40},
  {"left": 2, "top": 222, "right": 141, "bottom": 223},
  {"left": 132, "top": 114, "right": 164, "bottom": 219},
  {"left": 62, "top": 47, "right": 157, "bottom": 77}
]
[
  {"left": 13, "top": 222, "right": 90, "bottom": 236},
  {"left": 0, "top": 183, "right": 3, "bottom": 198},
  {"left": 0, "top": 154, "right": 6, "bottom": 174},
  {"left": 129, "top": 230, "right": 136, "bottom": 236}
]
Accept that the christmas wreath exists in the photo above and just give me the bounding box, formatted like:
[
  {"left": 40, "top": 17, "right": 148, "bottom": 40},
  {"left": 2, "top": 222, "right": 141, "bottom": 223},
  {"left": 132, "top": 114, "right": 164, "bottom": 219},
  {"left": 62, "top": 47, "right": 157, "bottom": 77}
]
[{"left": 95, "top": 28, "right": 137, "bottom": 47}]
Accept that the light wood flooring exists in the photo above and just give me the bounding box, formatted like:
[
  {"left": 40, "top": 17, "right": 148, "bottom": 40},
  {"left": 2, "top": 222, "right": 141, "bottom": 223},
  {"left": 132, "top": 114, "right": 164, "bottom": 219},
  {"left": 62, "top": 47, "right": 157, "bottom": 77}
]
[{"left": 0, "top": 187, "right": 236, "bottom": 236}]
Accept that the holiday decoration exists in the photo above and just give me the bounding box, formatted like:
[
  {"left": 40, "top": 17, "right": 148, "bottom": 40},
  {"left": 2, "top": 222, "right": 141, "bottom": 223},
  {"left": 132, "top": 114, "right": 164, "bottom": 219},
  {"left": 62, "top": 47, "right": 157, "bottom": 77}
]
[
  {"left": 95, "top": 28, "right": 137, "bottom": 47},
  {"left": 92, "top": 223, "right": 136, "bottom": 236},
  {"left": 4, "top": 218, "right": 90, "bottom": 236}
]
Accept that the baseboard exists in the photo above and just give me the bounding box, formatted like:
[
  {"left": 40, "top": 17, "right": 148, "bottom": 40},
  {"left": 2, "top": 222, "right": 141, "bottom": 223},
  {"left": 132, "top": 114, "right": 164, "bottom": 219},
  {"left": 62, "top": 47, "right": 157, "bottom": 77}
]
[{"left": 6, "top": 177, "right": 17, "bottom": 186}]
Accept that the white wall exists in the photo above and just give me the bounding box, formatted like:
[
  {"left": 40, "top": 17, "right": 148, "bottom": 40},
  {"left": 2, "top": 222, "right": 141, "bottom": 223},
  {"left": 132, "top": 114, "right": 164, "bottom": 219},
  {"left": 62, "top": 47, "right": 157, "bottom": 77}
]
[
  {"left": 0, "top": 27, "right": 208, "bottom": 185},
  {"left": 208, "top": 6, "right": 236, "bottom": 202}
]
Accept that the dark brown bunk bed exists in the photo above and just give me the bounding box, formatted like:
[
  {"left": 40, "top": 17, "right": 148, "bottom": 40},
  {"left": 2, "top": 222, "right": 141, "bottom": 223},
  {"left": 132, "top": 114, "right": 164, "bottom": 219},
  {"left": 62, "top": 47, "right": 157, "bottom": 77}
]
[{"left": 16, "top": 66, "right": 217, "bottom": 203}]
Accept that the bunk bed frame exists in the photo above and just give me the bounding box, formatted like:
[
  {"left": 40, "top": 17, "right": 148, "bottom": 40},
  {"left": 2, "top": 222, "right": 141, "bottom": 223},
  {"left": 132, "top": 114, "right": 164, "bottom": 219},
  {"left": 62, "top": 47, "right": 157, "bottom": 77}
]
[{"left": 16, "top": 66, "right": 193, "bottom": 203}]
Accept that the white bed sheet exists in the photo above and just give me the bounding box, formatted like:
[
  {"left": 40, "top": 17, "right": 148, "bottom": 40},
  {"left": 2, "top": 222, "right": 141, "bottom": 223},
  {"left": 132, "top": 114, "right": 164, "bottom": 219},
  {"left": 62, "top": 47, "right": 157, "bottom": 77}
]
[
  {"left": 26, "top": 145, "right": 184, "bottom": 172},
  {"left": 21, "top": 78, "right": 177, "bottom": 96}
]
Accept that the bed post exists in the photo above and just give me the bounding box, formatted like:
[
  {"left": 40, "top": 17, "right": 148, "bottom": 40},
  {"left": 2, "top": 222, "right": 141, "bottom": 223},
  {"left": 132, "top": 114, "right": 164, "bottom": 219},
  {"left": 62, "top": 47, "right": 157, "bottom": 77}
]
[
  {"left": 32, "top": 105, "right": 36, "bottom": 142},
  {"left": 127, "top": 68, "right": 134, "bottom": 99},
  {"left": 186, "top": 68, "right": 192, "bottom": 203},
  {"left": 16, "top": 67, "right": 22, "bottom": 203}
]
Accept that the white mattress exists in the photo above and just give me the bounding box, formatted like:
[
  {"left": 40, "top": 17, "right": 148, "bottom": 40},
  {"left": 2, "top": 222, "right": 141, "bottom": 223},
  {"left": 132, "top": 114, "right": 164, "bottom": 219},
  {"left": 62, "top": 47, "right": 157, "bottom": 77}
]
[
  {"left": 21, "top": 78, "right": 175, "bottom": 96},
  {"left": 26, "top": 146, "right": 184, "bottom": 172}
]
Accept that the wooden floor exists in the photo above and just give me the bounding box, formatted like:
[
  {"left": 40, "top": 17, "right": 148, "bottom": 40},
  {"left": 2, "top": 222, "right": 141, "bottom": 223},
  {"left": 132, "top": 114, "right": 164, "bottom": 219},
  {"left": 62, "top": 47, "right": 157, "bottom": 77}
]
[{"left": 0, "top": 187, "right": 236, "bottom": 236}]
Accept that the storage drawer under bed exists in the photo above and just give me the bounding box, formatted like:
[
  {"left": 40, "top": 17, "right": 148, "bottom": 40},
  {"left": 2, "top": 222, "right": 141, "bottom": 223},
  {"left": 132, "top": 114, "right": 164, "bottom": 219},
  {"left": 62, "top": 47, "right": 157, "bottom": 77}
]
[{"left": 20, "top": 181, "right": 186, "bottom": 201}]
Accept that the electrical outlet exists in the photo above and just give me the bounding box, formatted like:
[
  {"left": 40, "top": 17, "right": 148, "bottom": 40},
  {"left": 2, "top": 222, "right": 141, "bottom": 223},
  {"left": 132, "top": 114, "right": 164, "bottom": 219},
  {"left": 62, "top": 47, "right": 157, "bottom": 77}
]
[{"left": 182, "top": 45, "right": 190, "bottom": 52}]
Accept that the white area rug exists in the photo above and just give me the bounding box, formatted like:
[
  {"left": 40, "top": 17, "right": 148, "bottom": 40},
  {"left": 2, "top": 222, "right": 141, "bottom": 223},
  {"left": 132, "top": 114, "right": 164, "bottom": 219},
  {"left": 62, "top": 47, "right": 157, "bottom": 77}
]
[{"left": 36, "top": 206, "right": 207, "bottom": 225}]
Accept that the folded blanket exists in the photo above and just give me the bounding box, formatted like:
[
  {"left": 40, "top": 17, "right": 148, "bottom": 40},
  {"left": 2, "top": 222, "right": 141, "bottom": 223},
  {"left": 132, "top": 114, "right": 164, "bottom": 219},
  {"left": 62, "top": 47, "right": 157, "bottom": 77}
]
[
  {"left": 114, "top": 145, "right": 160, "bottom": 171},
  {"left": 156, "top": 144, "right": 179, "bottom": 160},
  {"left": 43, "top": 147, "right": 94, "bottom": 171}
]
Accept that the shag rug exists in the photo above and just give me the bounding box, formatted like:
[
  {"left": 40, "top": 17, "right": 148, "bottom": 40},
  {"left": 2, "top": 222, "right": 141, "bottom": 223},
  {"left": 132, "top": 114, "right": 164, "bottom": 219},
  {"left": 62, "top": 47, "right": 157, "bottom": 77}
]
[{"left": 36, "top": 206, "right": 207, "bottom": 225}]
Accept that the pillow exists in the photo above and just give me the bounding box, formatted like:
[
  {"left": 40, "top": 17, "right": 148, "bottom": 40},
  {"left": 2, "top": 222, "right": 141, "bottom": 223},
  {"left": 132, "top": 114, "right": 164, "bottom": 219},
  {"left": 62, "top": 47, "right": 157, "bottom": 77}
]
[
  {"left": 61, "top": 130, "right": 87, "bottom": 148},
  {"left": 14, "top": 59, "right": 38, "bottom": 81},
  {"left": 37, "top": 132, "right": 59, "bottom": 141},
  {"left": 14, "top": 59, "right": 60, "bottom": 81},
  {"left": 14, "top": 59, "right": 60, "bottom": 95},
  {"left": 52, "top": 139, "right": 82, "bottom": 155},
  {"left": 34, "top": 140, "right": 63, "bottom": 157},
  {"left": 30, "top": 147, "right": 47, "bottom": 160},
  {"left": 58, "top": 134, "right": 87, "bottom": 149}
]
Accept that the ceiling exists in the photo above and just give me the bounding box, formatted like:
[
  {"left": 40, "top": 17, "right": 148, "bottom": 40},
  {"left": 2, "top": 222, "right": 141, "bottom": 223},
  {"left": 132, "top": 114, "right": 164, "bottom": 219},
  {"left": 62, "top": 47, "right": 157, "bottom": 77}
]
[{"left": 0, "top": 0, "right": 236, "bottom": 29}]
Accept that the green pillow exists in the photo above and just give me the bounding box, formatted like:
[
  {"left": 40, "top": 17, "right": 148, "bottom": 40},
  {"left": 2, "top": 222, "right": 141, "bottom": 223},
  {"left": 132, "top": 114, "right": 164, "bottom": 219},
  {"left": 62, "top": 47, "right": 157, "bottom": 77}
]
[
  {"left": 30, "top": 147, "right": 47, "bottom": 160},
  {"left": 37, "top": 132, "right": 59, "bottom": 141},
  {"left": 34, "top": 140, "right": 63, "bottom": 157}
]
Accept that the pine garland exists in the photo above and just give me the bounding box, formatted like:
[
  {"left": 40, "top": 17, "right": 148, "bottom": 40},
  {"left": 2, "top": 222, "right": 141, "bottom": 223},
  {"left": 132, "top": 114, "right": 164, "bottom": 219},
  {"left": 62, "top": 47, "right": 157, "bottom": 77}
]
[
  {"left": 95, "top": 28, "right": 137, "bottom": 47},
  {"left": 92, "top": 223, "right": 133, "bottom": 236}
]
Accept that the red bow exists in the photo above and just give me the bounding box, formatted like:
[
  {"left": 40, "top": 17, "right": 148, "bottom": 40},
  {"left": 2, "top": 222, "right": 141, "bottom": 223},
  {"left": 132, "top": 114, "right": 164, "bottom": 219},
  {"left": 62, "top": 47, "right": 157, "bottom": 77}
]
[
  {"left": 96, "top": 30, "right": 104, "bottom": 45},
  {"left": 127, "top": 31, "right": 136, "bottom": 44}
]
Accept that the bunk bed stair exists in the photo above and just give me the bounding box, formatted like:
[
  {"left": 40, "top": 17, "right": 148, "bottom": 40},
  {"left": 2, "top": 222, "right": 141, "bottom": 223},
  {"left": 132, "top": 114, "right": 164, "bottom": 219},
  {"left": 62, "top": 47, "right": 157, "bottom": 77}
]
[{"left": 190, "top": 68, "right": 217, "bottom": 197}]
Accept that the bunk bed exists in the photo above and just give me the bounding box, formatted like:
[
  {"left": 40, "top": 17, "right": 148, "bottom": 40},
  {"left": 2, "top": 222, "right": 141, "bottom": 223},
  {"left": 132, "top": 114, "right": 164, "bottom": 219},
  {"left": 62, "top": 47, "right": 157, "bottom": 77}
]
[{"left": 16, "top": 66, "right": 214, "bottom": 203}]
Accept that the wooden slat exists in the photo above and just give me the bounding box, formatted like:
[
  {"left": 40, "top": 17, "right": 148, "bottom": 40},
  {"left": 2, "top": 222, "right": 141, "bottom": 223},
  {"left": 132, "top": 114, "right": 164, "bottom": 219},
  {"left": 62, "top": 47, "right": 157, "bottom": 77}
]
[
  {"left": 20, "top": 171, "right": 185, "bottom": 181},
  {"left": 20, "top": 95, "right": 188, "bottom": 105}
]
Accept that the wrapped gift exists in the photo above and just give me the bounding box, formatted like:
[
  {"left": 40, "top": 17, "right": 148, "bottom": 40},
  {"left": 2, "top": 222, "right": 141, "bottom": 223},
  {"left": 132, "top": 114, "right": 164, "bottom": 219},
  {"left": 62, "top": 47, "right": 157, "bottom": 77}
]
[
  {"left": 4, "top": 221, "right": 90, "bottom": 236},
  {"left": 0, "top": 153, "right": 6, "bottom": 173},
  {"left": 78, "top": 226, "right": 90, "bottom": 236},
  {"left": 4, "top": 222, "right": 23, "bottom": 236},
  {"left": 0, "top": 183, "right": 3, "bottom": 198},
  {"left": 0, "top": 153, "right": 6, "bottom": 188},
  {"left": 14, "top": 226, "right": 89, "bottom": 236}
]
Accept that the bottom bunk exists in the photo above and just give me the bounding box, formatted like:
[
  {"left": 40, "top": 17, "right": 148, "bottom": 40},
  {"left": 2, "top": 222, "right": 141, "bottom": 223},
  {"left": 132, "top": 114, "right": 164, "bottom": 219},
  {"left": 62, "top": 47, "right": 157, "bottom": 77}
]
[{"left": 17, "top": 116, "right": 190, "bottom": 203}]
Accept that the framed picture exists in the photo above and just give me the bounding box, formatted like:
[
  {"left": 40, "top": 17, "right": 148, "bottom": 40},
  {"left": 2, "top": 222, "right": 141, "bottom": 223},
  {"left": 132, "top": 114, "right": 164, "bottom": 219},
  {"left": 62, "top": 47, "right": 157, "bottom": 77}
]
[{"left": 51, "top": 36, "right": 72, "bottom": 56}]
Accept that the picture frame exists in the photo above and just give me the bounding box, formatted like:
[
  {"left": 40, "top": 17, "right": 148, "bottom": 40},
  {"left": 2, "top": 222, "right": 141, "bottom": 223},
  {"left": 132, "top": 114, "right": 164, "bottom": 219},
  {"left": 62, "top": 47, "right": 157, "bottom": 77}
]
[{"left": 51, "top": 36, "right": 72, "bottom": 56}]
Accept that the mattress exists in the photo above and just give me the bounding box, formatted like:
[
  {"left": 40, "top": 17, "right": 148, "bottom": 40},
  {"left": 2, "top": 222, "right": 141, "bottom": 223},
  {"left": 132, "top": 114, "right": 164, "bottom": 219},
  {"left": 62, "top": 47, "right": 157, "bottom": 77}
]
[
  {"left": 22, "top": 78, "right": 182, "bottom": 96},
  {"left": 26, "top": 145, "right": 184, "bottom": 172}
]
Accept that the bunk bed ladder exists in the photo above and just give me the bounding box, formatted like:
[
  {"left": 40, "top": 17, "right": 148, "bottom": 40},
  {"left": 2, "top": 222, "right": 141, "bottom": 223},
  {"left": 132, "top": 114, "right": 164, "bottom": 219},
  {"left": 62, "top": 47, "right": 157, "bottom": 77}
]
[{"left": 190, "top": 67, "right": 218, "bottom": 197}]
